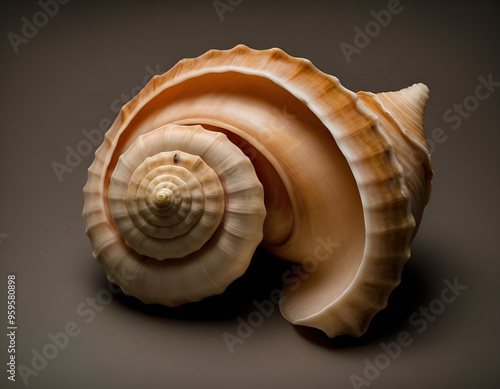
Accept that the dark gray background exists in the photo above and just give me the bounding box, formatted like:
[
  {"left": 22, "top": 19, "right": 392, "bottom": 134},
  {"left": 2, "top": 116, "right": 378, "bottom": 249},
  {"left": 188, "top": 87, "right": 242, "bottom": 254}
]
[{"left": 1, "top": 0, "right": 499, "bottom": 388}]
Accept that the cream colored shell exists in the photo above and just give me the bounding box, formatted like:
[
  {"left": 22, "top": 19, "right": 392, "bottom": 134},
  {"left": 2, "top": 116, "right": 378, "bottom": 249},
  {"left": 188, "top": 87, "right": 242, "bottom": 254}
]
[
  {"left": 85, "top": 124, "right": 266, "bottom": 306},
  {"left": 82, "top": 45, "right": 432, "bottom": 338}
]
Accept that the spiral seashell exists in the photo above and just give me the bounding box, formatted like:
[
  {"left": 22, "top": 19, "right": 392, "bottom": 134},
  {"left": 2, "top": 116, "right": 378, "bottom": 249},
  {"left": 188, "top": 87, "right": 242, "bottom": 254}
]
[
  {"left": 82, "top": 45, "right": 432, "bottom": 337},
  {"left": 105, "top": 124, "right": 266, "bottom": 306}
]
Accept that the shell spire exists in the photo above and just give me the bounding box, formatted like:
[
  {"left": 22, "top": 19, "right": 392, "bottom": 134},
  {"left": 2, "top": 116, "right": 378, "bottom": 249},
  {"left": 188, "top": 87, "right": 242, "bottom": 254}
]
[
  {"left": 376, "top": 83, "right": 430, "bottom": 151},
  {"left": 357, "top": 83, "right": 433, "bottom": 233}
]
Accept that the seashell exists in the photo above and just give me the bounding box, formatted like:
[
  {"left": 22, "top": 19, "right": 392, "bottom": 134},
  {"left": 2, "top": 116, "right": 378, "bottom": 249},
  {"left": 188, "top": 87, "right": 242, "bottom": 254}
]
[{"left": 82, "top": 45, "right": 432, "bottom": 338}]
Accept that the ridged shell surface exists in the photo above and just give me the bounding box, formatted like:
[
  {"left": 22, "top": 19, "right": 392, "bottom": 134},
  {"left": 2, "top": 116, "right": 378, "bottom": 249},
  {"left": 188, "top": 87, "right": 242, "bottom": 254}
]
[{"left": 82, "top": 45, "right": 432, "bottom": 337}]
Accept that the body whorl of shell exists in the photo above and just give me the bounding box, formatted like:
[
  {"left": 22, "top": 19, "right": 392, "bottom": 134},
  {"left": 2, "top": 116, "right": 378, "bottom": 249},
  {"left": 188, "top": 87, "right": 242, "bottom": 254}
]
[{"left": 82, "top": 45, "right": 432, "bottom": 337}]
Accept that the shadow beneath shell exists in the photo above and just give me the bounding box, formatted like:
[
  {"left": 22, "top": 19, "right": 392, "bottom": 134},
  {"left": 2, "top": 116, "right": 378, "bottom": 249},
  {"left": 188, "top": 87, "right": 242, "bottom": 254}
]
[
  {"left": 292, "top": 253, "right": 429, "bottom": 348},
  {"left": 109, "top": 245, "right": 431, "bottom": 348},
  {"left": 111, "top": 247, "right": 290, "bottom": 322}
]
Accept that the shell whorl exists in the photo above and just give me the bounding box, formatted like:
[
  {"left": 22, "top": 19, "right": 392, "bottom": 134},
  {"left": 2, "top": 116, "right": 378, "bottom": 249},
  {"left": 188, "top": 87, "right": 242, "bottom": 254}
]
[
  {"left": 109, "top": 130, "right": 226, "bottom": 259},
  {"left": 86, "top": 124, "right": 266, "bottom": 306}
]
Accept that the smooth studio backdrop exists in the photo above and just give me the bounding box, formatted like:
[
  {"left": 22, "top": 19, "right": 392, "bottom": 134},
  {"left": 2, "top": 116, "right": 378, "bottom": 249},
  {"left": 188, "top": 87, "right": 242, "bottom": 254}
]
[{"left": 1, "top": 1, "right": 499, "bottom": 388}]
